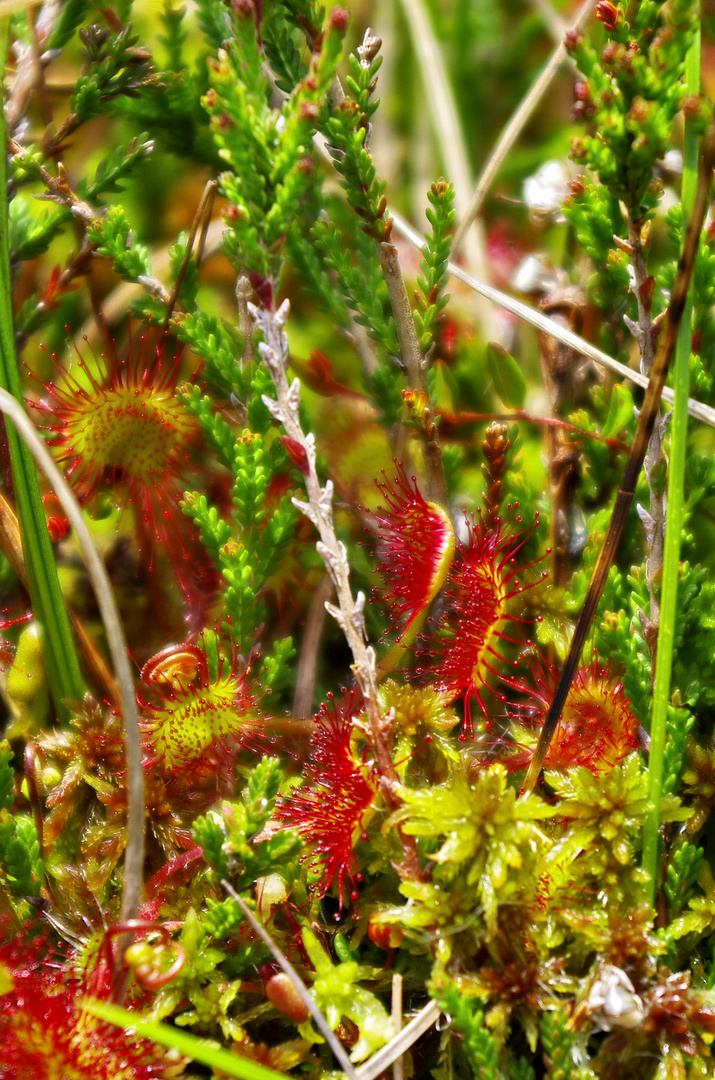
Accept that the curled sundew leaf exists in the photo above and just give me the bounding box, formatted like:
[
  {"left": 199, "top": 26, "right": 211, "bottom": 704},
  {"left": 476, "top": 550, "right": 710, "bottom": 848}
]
[{"left": 139, "top": 639, "right": 260, "bottom": 775}]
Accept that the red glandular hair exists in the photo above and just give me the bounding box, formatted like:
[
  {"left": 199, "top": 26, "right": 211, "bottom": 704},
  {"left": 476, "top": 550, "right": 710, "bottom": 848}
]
[
  {"left": 274, "top": 695, "right": 379, "bottom": 913},
  {"left": 423, "top": 513, "right": 545, "bottom": 737}
]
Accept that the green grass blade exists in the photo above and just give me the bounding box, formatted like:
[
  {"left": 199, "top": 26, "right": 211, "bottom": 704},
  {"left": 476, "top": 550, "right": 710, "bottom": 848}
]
[
  {"left": 0, "top": 18, "right": 84, "bottom": 716},
  {"left": 641, "top": 27, "right": 701, "bottom": 900},
  {"left": 85, "top": 1000, "right": 289, "bottom": 1080}
]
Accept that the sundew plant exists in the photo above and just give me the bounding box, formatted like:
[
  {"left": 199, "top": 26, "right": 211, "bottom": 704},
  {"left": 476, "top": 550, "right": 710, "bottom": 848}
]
[{"left": 4, "top": 0, "right": 715, "bottom": 1077}]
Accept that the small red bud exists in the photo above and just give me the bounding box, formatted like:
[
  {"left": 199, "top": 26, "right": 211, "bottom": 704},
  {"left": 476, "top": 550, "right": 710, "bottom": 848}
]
[
  {"left": 47, "top": 517, "right": 69, "bottom": 543},
  {"left": 329, "top": 6, "right": 350, "bottom": 33},
  {"left": 368, "top": 918, "right": 404, "bottom": 950},
  {"left": 682, "top": 95, "right": 703, "bottom": 121},
  {"left": 231, "top": 0, "right": 255, "bottom": 17},
  {"left": 264, "top": 971, "right": 309, "bottom": 1023},
  {"left": 564, "top": 28, "right": 583, "bottom": 51},
  {"left": 282, "top": 435, "right": 310, "bottom": 476},
  {"left": 570, "top": 137, "right": 589, "bottom": 162},
  {"left": 42, "top": 493, "right": 69, "bottom": 542},
  {"left": 300, "top": 101, "right": 320, "bottom": 123},
  {"left": 595, "top": 1, "right": 622, "bottom": 31}
]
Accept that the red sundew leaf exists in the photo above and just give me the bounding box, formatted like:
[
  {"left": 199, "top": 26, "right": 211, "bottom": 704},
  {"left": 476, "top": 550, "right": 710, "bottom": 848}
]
[
  {"left": 0, "top": 925, "right": 168, "bottom": 1079},
  {"left": 138, "top": 642, "right": 261, "bottom": 775},
  {"left": 373, "top": 464, "right": 455, "bottom": 643},
  {"left": 28, "top": 327, "right": 202, "bottom": 595},
  {"left": 274, "top": 694, "right": 379, "bottom": 913},
  {"left": 426, "top": 513, "right": 546, "bottom": 737},
  {"left": 503, "top": 660, "right": 640, "bottom": 777}
]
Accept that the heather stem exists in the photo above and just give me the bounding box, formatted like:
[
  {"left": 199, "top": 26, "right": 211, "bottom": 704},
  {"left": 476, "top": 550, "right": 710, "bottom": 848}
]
[
  {"left": 251, "top": 300, "right": 385, "bottom": 752},
  {"left": 378, "top": 241, "right": 448, "bottom": 509}
]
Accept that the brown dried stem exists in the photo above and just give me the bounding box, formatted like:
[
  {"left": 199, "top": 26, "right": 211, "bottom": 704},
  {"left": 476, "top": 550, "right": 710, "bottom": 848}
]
[
  {"left": 378, "top": 240, "right": 448, "bottom": 509},
  {"left": 626, "top": 214, "right": 664, "bottom": 649}
]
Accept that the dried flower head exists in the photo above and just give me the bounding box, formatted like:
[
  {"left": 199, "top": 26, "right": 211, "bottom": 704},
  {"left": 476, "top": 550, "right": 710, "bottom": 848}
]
[
  {"left": 641, "top": 967, "right": 715, "bottom": 1057},
  {"left": 37, "top": 695, "right": 127, "bottom": 847},
  {"left": 506, "top": 661, "right": 639, "bottom": 776},
  {"left": 373, "top": 464, "right": 455, "bottom": 642},
  {"left": 424, "top": 513, "right": 544, "bottom": 737},
  {"left": 30, "top": 326, "right": 200, "bottom": 590},
  {"left": 275, "top": 694, "right": 379, "bottom": 912},
  {"left": 139, "top": 634, "right": 259, "bottom": 774}
]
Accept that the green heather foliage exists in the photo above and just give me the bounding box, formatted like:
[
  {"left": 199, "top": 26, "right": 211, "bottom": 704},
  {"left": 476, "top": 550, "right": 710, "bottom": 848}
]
[{"left": 4, "top": 1, "right": 715, "bottom": 1078}]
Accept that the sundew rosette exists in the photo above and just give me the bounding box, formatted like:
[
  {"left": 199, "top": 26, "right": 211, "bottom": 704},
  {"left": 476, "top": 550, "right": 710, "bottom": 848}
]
[
  {"left": 139, "top": 635, "right": 261, "bottom": 776},
  {"left": 0, "top": 924, "right": 169, "bottom": 1080},
  {"left": 30, "top": 326, "right": 201, "bottom": 591}
]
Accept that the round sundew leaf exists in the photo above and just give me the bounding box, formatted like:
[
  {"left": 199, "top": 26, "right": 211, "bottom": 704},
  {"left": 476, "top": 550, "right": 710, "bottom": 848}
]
[{"left": 486, "top": 341, "right": 527, "bottom": 409}]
